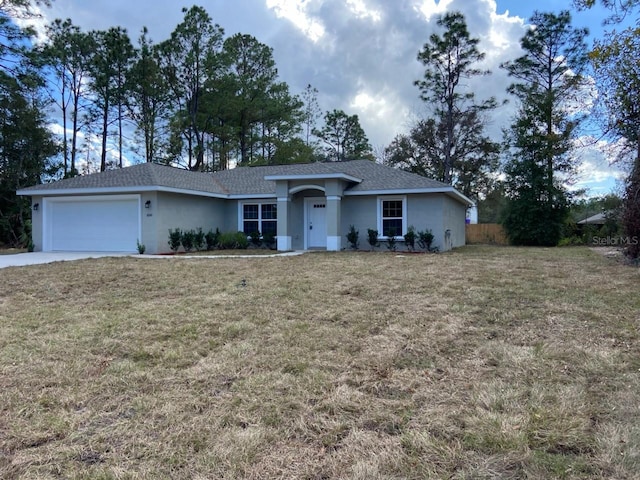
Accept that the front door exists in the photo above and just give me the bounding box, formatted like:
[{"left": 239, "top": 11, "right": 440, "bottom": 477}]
[{"left": 306, "top": 197, "right": 327, "bottom": 248}]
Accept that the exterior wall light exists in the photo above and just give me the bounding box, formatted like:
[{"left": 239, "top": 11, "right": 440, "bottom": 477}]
[
  {"left": 33, "top": 203, "right": 39, "bottom": 211},
  {"left": 145, "top": 200, "right": 151, "bottom": 209}
]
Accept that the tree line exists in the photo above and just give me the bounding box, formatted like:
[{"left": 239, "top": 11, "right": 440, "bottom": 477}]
[{"left": 36, "top": 5, "right": 374, "bottom": 174}]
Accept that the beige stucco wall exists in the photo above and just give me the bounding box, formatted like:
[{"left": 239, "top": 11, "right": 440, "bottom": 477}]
[
  {"left": 442, "top": 195, "right": 467, "bottom": 250},
  {"left": 151, "top": 192, "right": 226, "bottom": 254},
  {"left": 339, "top": 193, "right": 465, "bottom": 252},
  {"left": 340, "top": 196, "right": 376, "bottom": 249},
  {"left": 30, "top": 195, "right": 44, "bottom": 251}
]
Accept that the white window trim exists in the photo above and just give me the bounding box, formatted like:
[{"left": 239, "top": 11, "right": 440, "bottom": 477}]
[
  {"left": 238, "top": 200, "right": 277, "bottom": 235},
  {"left": 377, "top": 195, "right": 407, "bottom": 240}
]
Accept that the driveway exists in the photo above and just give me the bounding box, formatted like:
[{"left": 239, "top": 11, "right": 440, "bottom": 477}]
[
  {"left": 0, "top": 250, "right": 307, "bottom": 269},
  {"left": 0, "top": 252, "right": 132, "bottom": 269}
]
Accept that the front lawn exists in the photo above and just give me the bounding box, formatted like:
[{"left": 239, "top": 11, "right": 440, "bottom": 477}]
[{"left": 1, "top": 246, "right": 638, "bottom": 479}]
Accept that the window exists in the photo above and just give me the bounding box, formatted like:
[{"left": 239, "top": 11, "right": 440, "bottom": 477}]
[
  {"left": 379, "top": 196, "right": 406, "bottom": 237},
  {"left": 242, "top": 203, "right": 277, "bottom": 236}
]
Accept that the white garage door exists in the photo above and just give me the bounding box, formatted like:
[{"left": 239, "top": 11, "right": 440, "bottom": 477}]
[{"left": 45, "top": 195, "right": 140, "bottom": 252}]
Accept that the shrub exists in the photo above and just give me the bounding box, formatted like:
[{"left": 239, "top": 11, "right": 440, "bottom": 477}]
[
  {"left": 205, "top": 228, "right": 220, "bottom": 250},
  {"left": 218, "top": 232, "right": 237, "bottom": 250},
  {"left": 181, "top": 229, "right": 196, "bottom": 252},
  {"left": 404, "top": 226, "right": 416, "bottom": 251},
  {"left": 218, "top": 231, "right": 249, "bottom": 250},
  {"left": 249, "top": 230, "right": 262, "bottom": 248},
  {"left": 417, "top": 229, "right": 435, "bottom": 252},
  {"left": 168, "top": 228, "right": 182, "bottom": 252},
  {"left": 346, "top": 225, "right": 359, "bottom": 250},
  {"left": 558, "top": 236, "right": 584, "bottom": 247},
  {"left": 367, "top": 228, "right": 379, "bottom": 251},
  {"left": 386, "top": 234, "right": 397, "bottom": 252},
  {"left": 263, "top": 232, "right": 276, "bottom": 250},
  {"left": 194, "top": 227, "right": 205, "bottom": 251},
  {"left": 136, "top": 239, "right": 146, "bottom": 254},
  {"left": 236, "top": 233, "right": 249, "bottom": 250}
]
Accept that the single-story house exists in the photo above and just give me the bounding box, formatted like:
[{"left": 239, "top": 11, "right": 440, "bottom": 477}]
[{"left": 17, "top": 160, "right": 472, "bottom": 254}]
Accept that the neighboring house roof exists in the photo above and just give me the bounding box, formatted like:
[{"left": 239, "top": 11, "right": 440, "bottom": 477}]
[
  {"left": 17, "top": 160, "right": 472, "bottom": 205},
  {"left": 577, "top": 212, "right": 608, "bottom": 225}
]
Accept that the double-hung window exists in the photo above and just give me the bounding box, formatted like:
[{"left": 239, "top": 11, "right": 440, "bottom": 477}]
[
  {"left": 242, "top": 203, "right": 277, "bottom": 236},
  {"left": 378, "top": 196, "right": 407, "bottom": 238}
]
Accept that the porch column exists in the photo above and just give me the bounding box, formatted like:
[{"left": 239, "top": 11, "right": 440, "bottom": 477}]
[
  {"left": 325, "top": 179, "right": 344, "bottom": 251},
  {"left": 326, "top": 195, "right": 342, "bottom": 251},
  {"left": 275, "top": 180, "right": 291, "bottom": 251}
]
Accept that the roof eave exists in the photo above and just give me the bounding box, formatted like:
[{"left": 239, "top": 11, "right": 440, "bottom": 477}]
[
  {"left": 16, "top": 185, "right": 229, "bottom": 199},
  {"left": 345, "top": 187, "right": 474, "bottom": 205},
  {"left": 264, "top": 173, "right": 363, "bottom": 183}
]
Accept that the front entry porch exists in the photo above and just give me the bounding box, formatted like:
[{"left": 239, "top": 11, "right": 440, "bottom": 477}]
[{"left": 268, "top": 173, "right": 358, "bottom": 252}]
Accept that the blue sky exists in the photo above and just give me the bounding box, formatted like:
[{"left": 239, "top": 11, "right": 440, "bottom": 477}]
[{"left": 22, "top": 0, "right": 632, "bottom": 197}]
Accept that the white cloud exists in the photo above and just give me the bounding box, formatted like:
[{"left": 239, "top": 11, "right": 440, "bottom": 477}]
[
  {"left": 569, "top": 136, "right": 629, "bottom": 196},
  {"left": 418, "top": 0, "right": 453, "bottom": 19},
  {"left": 266, "top": 0, "right": 325, "bottom": 42},
  {"left": 346, "top": 0, "right": 382, "bottom": 22}
]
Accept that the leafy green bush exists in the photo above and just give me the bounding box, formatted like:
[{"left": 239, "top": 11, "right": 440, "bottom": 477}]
[
  {"left": 386, "top": 234, "right": 397, "bottom": 252},
  {"left": 168, "top": 228, "right": 182, "bottom": 252},
  {"left": 249, "top": 230, "right": 262, "bottom": 248},
  {"left": 346, "top": 225, "right": 359, "bottom": 250},
  {"left": 236, "top": 232, "right": 249, "bottom": 249},
  {"left": 136, "top": 239, "right": 146, "bottom": 254},
  {"left": 194, "top": 227, "right": 205, "bottom": 251},
  {"left": 181, "top": 229, "right": 196, "bottom": 252},
  {"left": 417, "top": 229, "right": 435, "bottom": 252},
  {"left": 367, "top": 228, "right": 379, "bottom": 251},
  {"left": 558, "top": 236, "right": 584, "bottom": 247},
  {"left": 205, "top": 228, "right": 220, "bottom": 250},
  {"left": 218, "top": 231, "right": 249, "bottom": 250},
  {"left": 263, "top": 232, "right": 276, "bottom": 250},
  {"left": 404, "top": 226, "right": 416, "bottom": 251}
]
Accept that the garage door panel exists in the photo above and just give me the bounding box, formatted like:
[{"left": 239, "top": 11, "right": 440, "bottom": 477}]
[{"left": 46, "top": 196, "right": 140, "bottom": 252}]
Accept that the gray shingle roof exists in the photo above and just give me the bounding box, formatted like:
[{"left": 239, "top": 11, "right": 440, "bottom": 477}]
[
  {"left": 18, "top": 160, "right": 462, "bottom": 200},
  {"left": 18, "top": 162, "right": 229, "bottom": 195},
  {"left": 213, "top": 160, "right": 450, "bottom": 195}
]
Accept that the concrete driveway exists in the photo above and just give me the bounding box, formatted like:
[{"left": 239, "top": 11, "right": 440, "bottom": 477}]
[
  {"left": 0, "top": 252, "right": 132, "bottom": 269},
  {"left": 0, "top": 250, "right": 307, "bottom": 269}
]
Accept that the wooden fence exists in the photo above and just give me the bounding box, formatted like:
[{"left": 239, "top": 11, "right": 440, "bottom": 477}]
[{"left": 466, "top": 224, "right": 508, "bottom": 245}]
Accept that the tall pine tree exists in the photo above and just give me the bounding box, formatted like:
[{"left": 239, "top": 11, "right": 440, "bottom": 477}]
[{"left": 501, "top": 11, "right": 589, "bottom": 245}]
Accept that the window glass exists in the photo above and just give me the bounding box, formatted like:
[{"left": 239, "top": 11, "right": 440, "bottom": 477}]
[
  {"left": 261, "top": 221, "right": 277, "bottom": 236},
  {"left": 381, "top": 199, "right": 404, "bottom": 236},
  {"left": 243, "top": 204, "right": 258, "bottom": 220},
  {"left": 242, "top": 203, "right": 277, "bottom": 236},
  {"left": 262, "top": 204, "right": 277, "bottom": 220},
  {"left": 383, "top": 200, "right": 402, "bottom": 218},
  {"left": 243, "top": 221, "right": 259, "bottom": 235},
  {"left": 383, "top": 219, "right": 402, "bottom": 237}
]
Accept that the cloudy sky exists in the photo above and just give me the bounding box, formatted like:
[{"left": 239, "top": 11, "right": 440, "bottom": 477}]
[{"left": 29, "top": 0, "right": 629, "bottom": 196}]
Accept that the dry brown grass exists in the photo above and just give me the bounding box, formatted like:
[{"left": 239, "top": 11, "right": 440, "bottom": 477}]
[{"left": 1, "top": 246, "right": 639, "bottom": 479}]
